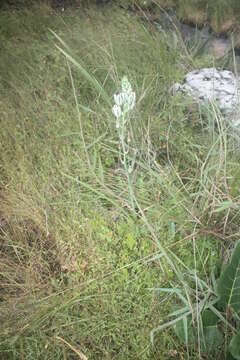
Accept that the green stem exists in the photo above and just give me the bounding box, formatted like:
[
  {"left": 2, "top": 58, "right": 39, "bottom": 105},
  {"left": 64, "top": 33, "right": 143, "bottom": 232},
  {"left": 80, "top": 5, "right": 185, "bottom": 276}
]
[{"left": 120, "top": 116, "right": 135, "bottom": 214}]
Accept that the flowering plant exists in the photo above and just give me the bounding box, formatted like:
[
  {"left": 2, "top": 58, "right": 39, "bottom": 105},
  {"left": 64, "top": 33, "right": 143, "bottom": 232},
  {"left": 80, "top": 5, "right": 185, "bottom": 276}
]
[
  {"left": 112, "top": 76, "right": 136, "bottom": 130},
  {"left": 112, "top": 76, "right": 136, "bottom": 211}
]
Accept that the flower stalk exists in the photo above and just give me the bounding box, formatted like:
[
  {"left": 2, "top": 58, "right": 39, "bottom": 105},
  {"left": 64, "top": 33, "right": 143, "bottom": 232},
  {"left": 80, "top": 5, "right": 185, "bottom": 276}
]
[{"left": 112, "top": 76, "right": 136, "bottom": 213}]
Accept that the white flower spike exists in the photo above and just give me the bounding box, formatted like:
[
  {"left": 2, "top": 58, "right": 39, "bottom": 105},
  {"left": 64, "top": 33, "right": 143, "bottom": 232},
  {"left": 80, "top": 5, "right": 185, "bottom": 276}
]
[{"left": 112, "top": 76, "right": 135, "bottom": 128}]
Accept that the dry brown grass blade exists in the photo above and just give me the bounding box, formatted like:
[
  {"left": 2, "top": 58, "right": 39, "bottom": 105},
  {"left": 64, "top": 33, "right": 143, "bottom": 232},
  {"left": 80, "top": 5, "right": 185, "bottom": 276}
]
[{"left": 56, "top": 336, "right": 88, "bottom": 360}]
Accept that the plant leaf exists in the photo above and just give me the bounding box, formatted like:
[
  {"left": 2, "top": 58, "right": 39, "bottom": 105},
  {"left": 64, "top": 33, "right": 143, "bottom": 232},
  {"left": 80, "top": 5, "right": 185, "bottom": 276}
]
[
  {"left": 98, "top": 155, "right": 104, "bottom": 183},
  {"left": 203, "top": 326, "right": 223, "bottom": 351},
  {"left": 226, "top": 350, "right": 237, "bottom": 360},
  {"left": 217, "top": 241, "right": 240, "bottom": 314},
  {"left": 174, "top": 316, "right": 194, "bottom": 345},
  {"left": 55, "top": 45, "right": 111, "bottom": 107},
  {"left": 229, "top": 332, "right": 240, "bottom": 360},
  {"left": 202, "top": 309, "right": 218, "bottom": 327}
]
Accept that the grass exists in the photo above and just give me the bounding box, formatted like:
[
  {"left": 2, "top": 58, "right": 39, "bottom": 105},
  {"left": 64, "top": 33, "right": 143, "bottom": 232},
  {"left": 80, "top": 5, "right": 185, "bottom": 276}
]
[
  {"left": 1, "top": 1, "right": 240, "bottom": 359},
  {"left": 122, "top": 0, "right": 240, "bottom": 37}
]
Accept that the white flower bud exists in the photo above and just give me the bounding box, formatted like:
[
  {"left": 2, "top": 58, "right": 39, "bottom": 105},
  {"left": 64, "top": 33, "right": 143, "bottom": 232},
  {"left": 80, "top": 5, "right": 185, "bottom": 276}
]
[
  {"left": 114, "top": 93, "right": 123, "bottom": 106},
  {"left": 121, "top": 76, "right": 132, "bottom": 94},
  {"left": 128, "top": 92, "right": 136, "bottom": 110},
  {"left": 112, "top": 104, "right": 122, "bottom": 118}
]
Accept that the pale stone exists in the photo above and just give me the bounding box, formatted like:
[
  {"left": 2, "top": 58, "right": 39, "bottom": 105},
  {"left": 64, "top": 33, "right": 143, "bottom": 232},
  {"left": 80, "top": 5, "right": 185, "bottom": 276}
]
[
  {"left": 174, "top": 68, "right": 240, "bottom": 129},
  {"left": 173, "top": 68, "right": 240, "bottom": 130}
]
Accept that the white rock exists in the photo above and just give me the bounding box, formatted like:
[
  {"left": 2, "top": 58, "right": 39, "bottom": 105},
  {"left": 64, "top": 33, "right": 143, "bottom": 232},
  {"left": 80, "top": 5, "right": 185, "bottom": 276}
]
[{"left": 174, "top": 68, "right": 240, "bottom": 129}]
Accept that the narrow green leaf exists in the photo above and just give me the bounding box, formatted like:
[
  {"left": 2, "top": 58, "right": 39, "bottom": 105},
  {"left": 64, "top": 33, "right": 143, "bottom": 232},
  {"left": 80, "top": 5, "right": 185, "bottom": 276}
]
[
  {"left": 55, "top": 45, "right": 111, "bottom": 107},
  {"left": 49, "top": 29, "right": 72, "bottom": 52},
  {"left": 98, "top": 155, "right": 104, "bottom": 183},
  {"left": 183, "top": 315, "right": 188, "bottom": 348},
  {"left": 217, "top": 241, "right": 240, "bottom": 314},
  {"left": 150, "top": 310, "right": 192, "bottom": 345},
  {"left": 92, "top": 148, "right": 97, "bottom": 171},
  {"left": 61, "top": 172, "right": 119, "bottom": 209},
  {"left": 86, "top": 131, "right": 108, "bottom": 150},
  {"left": 208, "top": 304, "right": 235, "bottom": 331},
  {"left": 213, "top": 201, "right": 235, "bottom": 213}
]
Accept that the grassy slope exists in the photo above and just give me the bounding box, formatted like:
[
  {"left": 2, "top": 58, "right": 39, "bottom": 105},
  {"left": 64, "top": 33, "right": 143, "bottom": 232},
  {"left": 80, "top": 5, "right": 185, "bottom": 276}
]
[
  {"left": 123, "top": 0, "right": 240, "bottom": 37},
  {"left": 176, "top": 0, "right": 240, "bottom": 37},
  {"left": 1, "top": 2, "right": 240, "bottom": 359}
]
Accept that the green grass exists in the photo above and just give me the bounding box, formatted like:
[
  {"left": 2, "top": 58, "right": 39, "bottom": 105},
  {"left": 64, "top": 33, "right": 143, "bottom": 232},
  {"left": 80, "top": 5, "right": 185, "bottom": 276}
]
[
  {"left": 0, "top": 2, "right": 240, "bottom": 359},
  {"left": 121, "top": 0, "right": 240, "bottom": 36}
]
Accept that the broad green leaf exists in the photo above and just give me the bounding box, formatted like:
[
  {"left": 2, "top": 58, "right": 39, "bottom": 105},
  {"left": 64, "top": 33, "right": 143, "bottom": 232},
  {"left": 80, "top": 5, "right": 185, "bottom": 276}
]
[
  {"left": 202, "top": 310, "right": 218, "bottom": 327},
  {"left": 226, "top": 350, "right": 237, "bottom": 360},
  {"left": 203, "top": 326, "right": 223, "bottom": 351},
  {"left": 175, "top": 312, "right": 223, "bottom": 352},
  {"left": 174, "top": 316, "right": 194, "bottom": 345},
  {"left": 217, "top": 241, "right": 240, "bottom": 314},
  {"left": 229, "top": 332, "right": 240, "bottom": 360},
  {"left": 202, "top": 310, "right": 223, "bottom": 351},
  {"left": 208, "top": 304, "right": 235, "bottom": 332}
]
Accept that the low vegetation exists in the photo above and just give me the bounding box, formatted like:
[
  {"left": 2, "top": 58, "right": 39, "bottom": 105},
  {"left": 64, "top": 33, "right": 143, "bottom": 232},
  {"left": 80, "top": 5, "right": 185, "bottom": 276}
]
[
  {"left": 1, "top": 1, "right": 240, "bottom": 359},
  {"left": 120, "top": 0, "right": 240, "bottom": 37}
]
